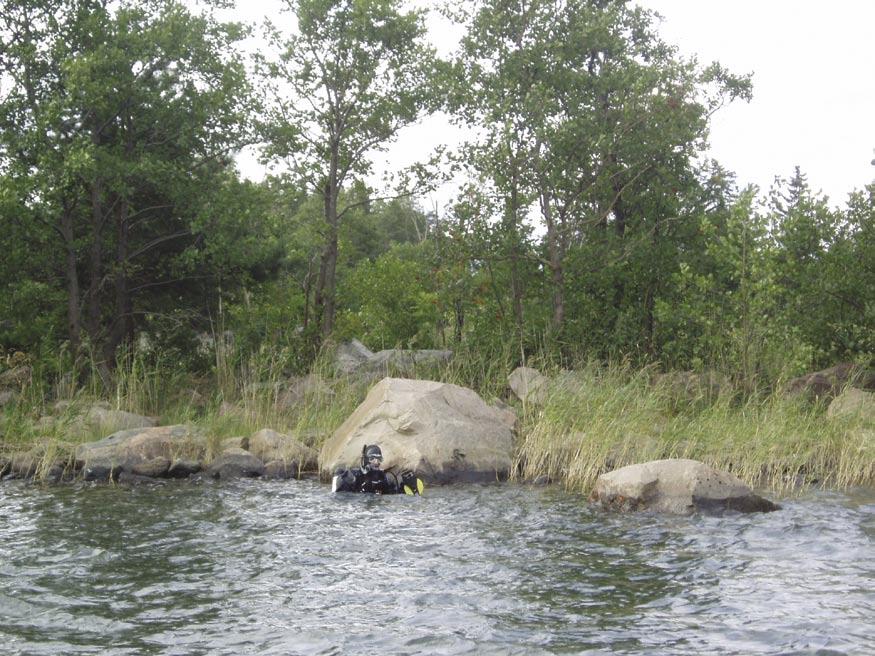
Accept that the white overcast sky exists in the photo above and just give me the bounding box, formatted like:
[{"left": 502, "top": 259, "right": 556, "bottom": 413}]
[{"left": 230, "top": 0, "right": 875, "bottom": 211}]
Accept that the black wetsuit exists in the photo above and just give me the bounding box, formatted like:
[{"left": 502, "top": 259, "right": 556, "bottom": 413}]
[{"left": 333, "top": 467, "right": 411, "bottom": 494}]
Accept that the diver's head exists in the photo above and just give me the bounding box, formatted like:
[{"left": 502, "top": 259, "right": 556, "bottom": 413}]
[{"left": 363, "top": 444, "right": 384, "bottom": 471}]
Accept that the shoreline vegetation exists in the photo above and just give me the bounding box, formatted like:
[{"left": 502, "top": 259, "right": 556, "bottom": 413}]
[{"left": 1, "top": 344, "right": 872, "bottom": 494}]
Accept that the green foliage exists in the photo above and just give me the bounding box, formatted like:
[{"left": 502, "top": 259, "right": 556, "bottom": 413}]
[{"left": 336, "top": 242, "right": 440, "bottom": 349}]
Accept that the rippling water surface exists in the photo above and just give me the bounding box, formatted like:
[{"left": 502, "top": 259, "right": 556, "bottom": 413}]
[{"left": 1, "top": 479, "right": 873, "bottom": 655}]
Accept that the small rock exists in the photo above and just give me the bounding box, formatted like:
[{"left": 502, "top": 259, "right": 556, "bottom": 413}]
[
  {"left": 827, "top": 388, "right": 875, "bottom": 421},
  {"left": 167, "top": 458, "right": 202, "bottom": 479},
  {"left": 207, "top": 448, "right": 265, "bottom": 480},
  {"left": 508, "top": 366, "right": 549, "bottom": 405},
  {"left": 221, "top": 436, "right": 250, "bottom": 451},
  {"left": 130, "top": 457, "right": 171, "bottom": 478},
  {"left": 263, "top": 459, "right": 301, "bottom": 479},
  {"left": 0, "top": 365, "right": 32, "bottom": 389}
]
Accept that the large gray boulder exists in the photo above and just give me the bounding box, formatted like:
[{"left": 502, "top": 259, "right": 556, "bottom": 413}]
[
  {"left": 320, "top": 377, "right": 516, "bottom": 483},
  {"left": 75, "top": 425, "right": 206, "bottom": 481},
  {"left": 591, "top": 459, "right": 780, "bottom": 514}
]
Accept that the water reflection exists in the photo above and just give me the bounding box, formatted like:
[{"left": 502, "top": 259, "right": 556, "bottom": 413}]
[{"left": 0, "top": 480, "right": 873, "bottom": 655}]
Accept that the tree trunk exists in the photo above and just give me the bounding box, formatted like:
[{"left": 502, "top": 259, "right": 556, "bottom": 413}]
[
  {"left": 60, "top": 202, "right": 82, "bottom": 359},
  {"left": 86, "top": 177, "right": 104, "bottom": 345},
  {"left": 454, "top": 297, "right": 464, "bottom": 344},
  {"left": 540, "top": 188, "right": 565, "bottom": 334},
  {"left": 507, "top": 167, "right": 525, "bottom": 337},
  {"left": 106, "top": 195, "right": 131, "bottom": 365},
  {"left": 314, "top": 145, "right": 340, "bottom": 341}
]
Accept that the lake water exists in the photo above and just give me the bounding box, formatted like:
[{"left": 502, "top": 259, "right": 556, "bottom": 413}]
[{"left": 1, "top": 479, "right": 873, "bottom": 655}]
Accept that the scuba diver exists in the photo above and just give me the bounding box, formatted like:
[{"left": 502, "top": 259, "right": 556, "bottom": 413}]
[{"left": 332, "top": 444, "right": 424, "bottom": 495}]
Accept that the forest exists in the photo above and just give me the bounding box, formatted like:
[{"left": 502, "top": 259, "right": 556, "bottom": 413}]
[{"left": 1, "top": 0, "right": 873, "bottom": 454}]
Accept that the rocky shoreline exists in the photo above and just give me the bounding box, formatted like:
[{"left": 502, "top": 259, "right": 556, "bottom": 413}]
[{"left": 3, "top": 354, "right": 874, "bottom": 514}]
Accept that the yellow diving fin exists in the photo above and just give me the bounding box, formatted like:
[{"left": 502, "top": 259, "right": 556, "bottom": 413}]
[{"left": 403, "top": 477, "right": 425, "bottom": 496}]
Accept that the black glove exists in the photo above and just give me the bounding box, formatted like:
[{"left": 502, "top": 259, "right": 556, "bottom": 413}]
[{"left": 400, "top": 470, "right": 420, "bottom": 495}]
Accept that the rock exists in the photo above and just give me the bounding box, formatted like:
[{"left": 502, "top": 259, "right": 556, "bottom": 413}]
[
  {"left": 334, "top": 339, "right": 453, "bottom": 377},
  {"left": 827, "top": 388, "right": 875, "bottom": 421},
  {"left": 320, "top": 377, "right": 516, "bottom": 484},
  {"left": 221, "top": 435, "right": 249, "bottom": 452},
  {"left": 75, "top": 425, "right": 206, "bottom": 479},
  {"left": 263, "top": 459, "right": 301, "bottom": 479},
  {"left": 335, "top": 339, "right": 375, "bottom": 375},
  {"left": 508, "top": 366, "right": 549, "bottom": 405},
  {"left": 366, "top": 349, "right": 453, "bottom": 376},
  {"left": 207, "top": 448, "right": 265, "bottom": 480},
  {"left": 0, "top": 365, "right": 32, "bottom": 389},
  {"left": 83, "top": 462, "right": 115, "bottom": 482},
  {"left": 130, "top": 457, "right": 171, "bottom": 478},
  {"left": 6, "top": 439, "right": 69, "bottom": 480},
  {"left": 167, "top": 458, "right": 202, "bottom": 479},
  {"left": 0, "top": 390, "right": 17, "bottom": 407},
  {"left": 82, "top": 408, "right": 157, "bottom": 432},
  {"left": 591, "top": 459, "right": 780, "bottom": 514},
  {"left": 249, "top": 428, "right": 318, "bottom": 471},
  {"left": 53, "top": 405, "right": 157, "bottom": 437},
  {"left": 785, "top": 363, "right": 875, "bottom": 401}
]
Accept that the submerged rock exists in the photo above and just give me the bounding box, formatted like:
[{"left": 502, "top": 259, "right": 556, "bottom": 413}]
[
  {"left": 320, "top": 377, "right": 516, "bottom": 484},
  {"left": 591, "top": 459, "right": 780, "bottom": 515}
]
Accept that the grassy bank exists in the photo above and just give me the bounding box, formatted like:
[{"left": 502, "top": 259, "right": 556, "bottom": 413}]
[
  {"left": 1, "top": 347, "right": 872, "bottom": 491},
  {"left": 514, "top": 363, "right": 873, "bottom": 492}
]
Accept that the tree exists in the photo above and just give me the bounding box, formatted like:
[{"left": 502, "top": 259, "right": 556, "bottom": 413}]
[
  {"left": 451, "top": 0, "right": 751, "bottom": 360},
  {"left": 0, "top": 0, "right": 252, "bottom": 379},
  {"left": 260, "top": 0, "right": 437, "bottom": 341}
]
